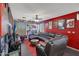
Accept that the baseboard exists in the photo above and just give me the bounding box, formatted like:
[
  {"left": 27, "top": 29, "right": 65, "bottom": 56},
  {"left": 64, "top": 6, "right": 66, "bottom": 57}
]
[{"left": 67, "top": 46, "right": 79, "bottom": 52}]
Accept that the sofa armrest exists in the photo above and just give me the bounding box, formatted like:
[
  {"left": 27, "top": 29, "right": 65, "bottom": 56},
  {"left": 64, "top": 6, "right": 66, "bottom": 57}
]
[{"left": 36, "top": 44, "right": 47, "bottom": 56}]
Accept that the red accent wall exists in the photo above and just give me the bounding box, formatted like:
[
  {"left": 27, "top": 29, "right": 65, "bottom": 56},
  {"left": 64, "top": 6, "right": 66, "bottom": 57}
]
[{"left": 44, "top": 11, "right": 79, "bottom": 49}]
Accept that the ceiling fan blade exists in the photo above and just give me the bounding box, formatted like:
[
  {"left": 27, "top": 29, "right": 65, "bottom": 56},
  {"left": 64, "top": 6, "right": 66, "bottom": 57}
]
[{"left": 36, "top": 18, "right": 42, "bottom": 20}]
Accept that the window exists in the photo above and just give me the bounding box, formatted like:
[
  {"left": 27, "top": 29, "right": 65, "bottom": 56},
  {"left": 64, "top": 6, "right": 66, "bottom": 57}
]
[{"left": 39, "top": 23, "right": 44, "bottom": 32}]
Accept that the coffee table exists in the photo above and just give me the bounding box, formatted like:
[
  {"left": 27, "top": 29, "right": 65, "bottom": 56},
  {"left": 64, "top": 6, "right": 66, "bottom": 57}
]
[{"left": 30, "top": 39, "right": 39, "bottom": 46}]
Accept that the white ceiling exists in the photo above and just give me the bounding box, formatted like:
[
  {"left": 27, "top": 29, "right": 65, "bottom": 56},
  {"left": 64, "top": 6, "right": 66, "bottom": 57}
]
[{"left": 9, "top": 3, "right": 79, "bottom": 21}]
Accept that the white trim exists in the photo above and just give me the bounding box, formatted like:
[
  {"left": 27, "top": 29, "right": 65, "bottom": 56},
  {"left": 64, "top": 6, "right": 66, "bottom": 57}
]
[{"left": 67, "top": 46, "right": 79, "bottom": 52}]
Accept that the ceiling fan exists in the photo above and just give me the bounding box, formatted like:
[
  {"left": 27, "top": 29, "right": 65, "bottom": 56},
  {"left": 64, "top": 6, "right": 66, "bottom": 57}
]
[
  {"left": 34, "top": 14, "right": 43, "bottom": 22},
  {"left": 35, "top": 14, "right": 42, "bottom": 20},
  {"left": 20, "top": 14, "right": 43, "bottom": 22}
]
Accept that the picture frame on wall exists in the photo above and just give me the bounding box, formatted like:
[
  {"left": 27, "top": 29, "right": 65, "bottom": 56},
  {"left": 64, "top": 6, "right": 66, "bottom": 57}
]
[
  {"left": 45, "top": 22, "right": 49, "bottom": 29},
  {"left": 48, "top": 21, "right": 52, "bottom": 29},
  {"left": 77, "top": 13, "right": 79, "bottom": 20},
  {"left": 66, "top": 19, "right": 75, "bottom": 28},
  {"left": 52, "top": 21, "right": 58, "bottom": 28},
  {"left": 57, "top": 19, "right": 65, "bottom": 30}
]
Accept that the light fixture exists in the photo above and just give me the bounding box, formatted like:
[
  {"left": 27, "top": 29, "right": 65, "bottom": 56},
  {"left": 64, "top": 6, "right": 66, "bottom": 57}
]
[
  {"left": 34, "top": 20, "right": 40, "bottom": 22},
  {"left": 22, "top": 17, "right": 26, "bottom": 19},
  {"left": 34, "top": 14, "right": 42, "bottom": 21}
]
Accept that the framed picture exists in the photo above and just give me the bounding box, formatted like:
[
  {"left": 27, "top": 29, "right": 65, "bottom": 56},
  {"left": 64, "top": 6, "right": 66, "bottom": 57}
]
[
  {"left": 45, "top": 22, "right": 49, "bottom": 29},
  {"left": 48, "top": 21, "right": 52, "bottom": 29},
  {"left": 77, "top": 13, "right": 79, "bottom": 20},
  {"left": 52, "top": 21, "right": 58, "bottom": 28},
  {"left": 66, "top": 19, "right": 75, "bottom": 28},
  {"left": 57, "top": 19, "right": 65, "bottom": 30}
]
